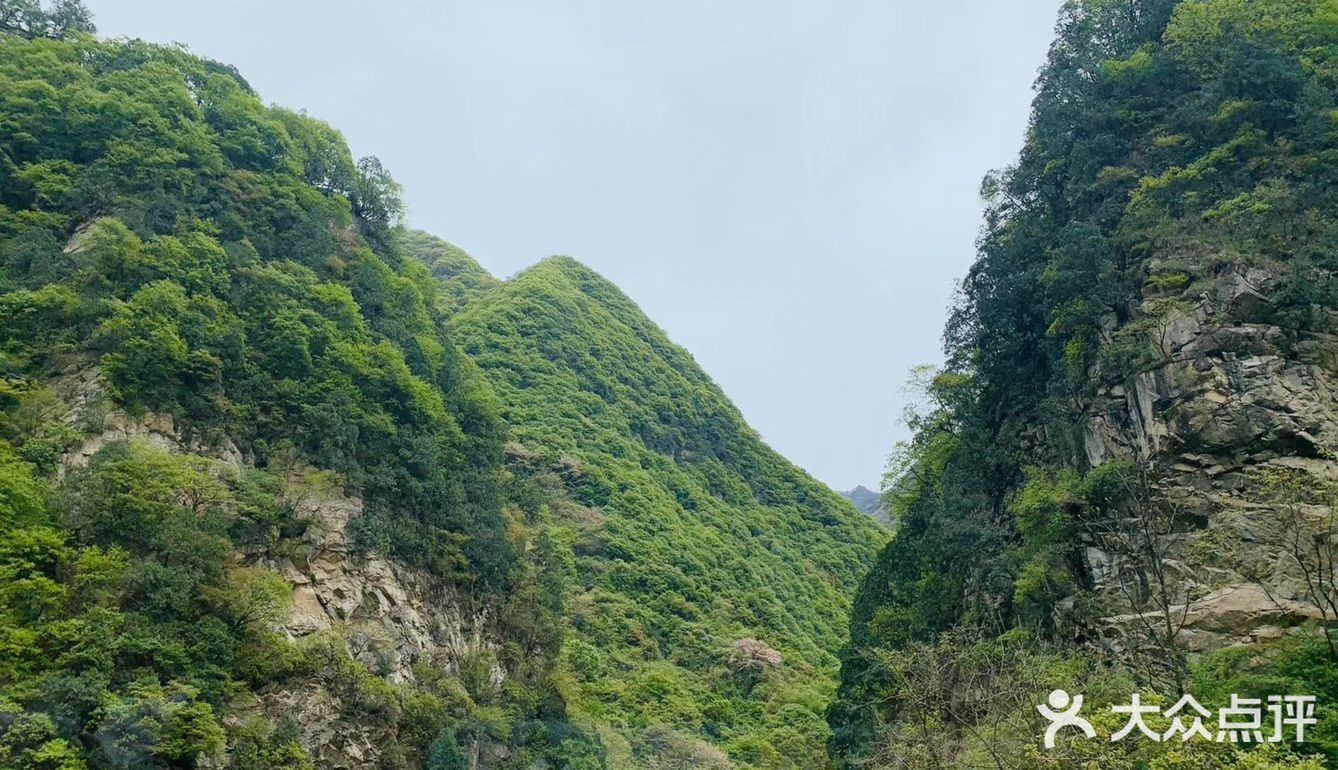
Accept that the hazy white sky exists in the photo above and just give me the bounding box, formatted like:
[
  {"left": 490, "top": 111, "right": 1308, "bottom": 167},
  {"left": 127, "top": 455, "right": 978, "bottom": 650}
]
[{"left": 93, "top": 0, "right": 1061, "bottom": 491}]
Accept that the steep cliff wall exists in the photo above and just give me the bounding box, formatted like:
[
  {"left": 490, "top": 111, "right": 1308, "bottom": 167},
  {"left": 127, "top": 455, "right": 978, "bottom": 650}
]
[
  {"left": 830, "top": 0, "right": 1338, "bottom": 766},
  {"left": 54, "top": 369, "right": 508, "bottom": 769},
  {"left": 1085, "top": 263, "right": 1338, "bottom": 649}
]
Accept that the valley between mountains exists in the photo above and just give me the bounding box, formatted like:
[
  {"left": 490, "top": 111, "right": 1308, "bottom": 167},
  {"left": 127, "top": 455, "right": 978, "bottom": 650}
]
[{"left": 1, "top": 1, "right": 1337, "bottom": 769}]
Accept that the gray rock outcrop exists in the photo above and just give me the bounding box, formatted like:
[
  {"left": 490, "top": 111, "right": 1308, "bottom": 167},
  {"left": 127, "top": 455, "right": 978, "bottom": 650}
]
[{"left": 1081, "top": 262, "right": 1338, "bottom": 648}]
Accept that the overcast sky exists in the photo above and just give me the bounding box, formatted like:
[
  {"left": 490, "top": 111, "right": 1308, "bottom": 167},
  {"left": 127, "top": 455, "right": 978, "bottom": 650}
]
[{"left": 93, "top": 0, "right": 1061, "bottom": 492}]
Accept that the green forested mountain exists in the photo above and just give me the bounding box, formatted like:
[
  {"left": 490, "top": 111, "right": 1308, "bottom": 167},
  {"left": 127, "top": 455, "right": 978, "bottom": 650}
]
[
  {"left": 0, "top": 5, "right": 882, "bottom": 769},
  {"left": 7, "top": 0, "right": 1334, "bottom": 769},
  {"left": 830, "top": 1, "right": 1338, "bottom": 768},
  {"left": 0, "top": 15, "right": 569, "bottom": 769},
  {"left": 400, "top": 231, "right": 498, "bottom": 316},
  {"left": 447, "top": 255, "right": 886, "bottom": 767}
]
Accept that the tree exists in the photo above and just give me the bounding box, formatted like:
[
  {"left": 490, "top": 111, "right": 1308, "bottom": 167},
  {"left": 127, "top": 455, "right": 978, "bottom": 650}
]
[
  {"left": 424, "top": 730, "right": 468, "bottom": 770},
  {"left": 0, "top": 0, "right": 94, "bottom": 39},
  {"left": 351, "top": 155, "right": 404, "bottom": 242},
  {"left": 41, "top": 0, "right": 90, "bottom": 36},
  {"left": 727, "top": 637, "right": 782, "bottom": 692},
  {"left": 635, "top": 726, "right": 733, "bottom": 770},
  {"left": 202, "top": 566, "right": 292, "bottom": 634},
  {"left": 0, "top": 702, "right": 88, "bottom": 770},
  {"left": 95, "top": 682, "right": 225, "bottom": 767},
  {"left": 1083, "top": 460, "right": 1192, "bottom": 696}
]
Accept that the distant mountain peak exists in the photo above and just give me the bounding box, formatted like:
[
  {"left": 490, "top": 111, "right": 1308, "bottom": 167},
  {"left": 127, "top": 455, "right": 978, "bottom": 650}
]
[{"left": 841, "top": 485, "right": 881, "bottom": 516}]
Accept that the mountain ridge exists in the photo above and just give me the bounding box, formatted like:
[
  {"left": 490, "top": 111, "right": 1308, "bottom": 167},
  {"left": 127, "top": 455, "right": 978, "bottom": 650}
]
[
  {"left": 840, "top": 485, "right": 879, "bottom": 516},
  {"left": 449, "top": 250, "right": 886, "bottom": 765},
  {"left": 0, "top": 15, "right": 883, "bottom": 769},
  {"left": 828, "top": 1, "right": 1338, "bottom": 767}
]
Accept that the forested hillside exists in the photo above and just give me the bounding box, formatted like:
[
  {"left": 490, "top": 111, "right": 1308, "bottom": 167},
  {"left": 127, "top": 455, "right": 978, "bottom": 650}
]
[
  {"left": 0, "top": 11, "right": 589, "bottom": 767},
  {"left": 830, "top": 1, "right": 1338, "bottom": 768},
  {"left": 0, "top": 4, "right": 883, "bottom": 768},
  {"left": 447, "top": 255, "right": 886, "bottom": 768}
]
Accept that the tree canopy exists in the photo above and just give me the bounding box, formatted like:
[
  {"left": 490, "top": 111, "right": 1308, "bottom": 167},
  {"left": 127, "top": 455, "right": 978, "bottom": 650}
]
[{"left": 829, "top": 0, "right": 1338, "bottom": 767}]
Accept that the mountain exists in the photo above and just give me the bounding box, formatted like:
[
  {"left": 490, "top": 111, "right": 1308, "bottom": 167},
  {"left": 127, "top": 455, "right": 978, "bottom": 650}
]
[
  {"left": 841, "top": 485, "right": 893, "bottom": 527},
  {"left": 0, "top": 10, "right": 883, "bottom": 770},
  {"left": 841, "top": 485, "right": 880, "bottom": 516},
  {"left": 399, "top": 230, "right": 498, "bottom": 315},
  {"left": 0, "top": 22, "right": 559, "bottom": 769},
  {"left": 447, "top": 255, "right": 887, "bottom": 767},
  {"left": 829, "top": 1, "right": 1338, "bottom": 768}
]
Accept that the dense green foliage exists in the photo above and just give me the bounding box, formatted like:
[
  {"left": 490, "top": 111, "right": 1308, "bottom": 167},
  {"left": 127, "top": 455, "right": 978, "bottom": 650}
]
[
  {"left": 0, "top": 440, "right": 306, "bottom": 769},
  {"left": 0, "top": 11, "right": 595, "bottom": 767},
  {"left": 830, "top": 0, "right": 1338, "bottom": 767},
  {"left": 399, "top": 231, "right": 498, "bottom": 316},
  {"left": 0, "top": 20, "right": 511, "bottom": 585},
  {"left": 0, "top": 434, "right": 611, "bottom": 769},
  {"left": 0, "top": 5, "right": 886, "bottom": 768},
  {"left": 450, "top": 257, "right": 887, "bottom": 769},
  {"left": 828, "top": 627, "right": 1329, "bottom": 769},
  {"left": 0, "top": 0, "right": 93, "bottom": 41}
]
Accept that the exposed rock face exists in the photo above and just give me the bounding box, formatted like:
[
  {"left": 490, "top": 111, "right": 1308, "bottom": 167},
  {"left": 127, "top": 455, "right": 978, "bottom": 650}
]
[
  {"left": 253, "top": 484, "right": 502, "bottom": 769},
  {"left": 842, "top": 485, "right": 894, "bottom": 527},
  {"left": 1081, "top": 264, "right": 1338, "bottom": 648},
  {"left": 261, "top": 480, "right": 498, "bottom": 682},
  {"left": 56, "top": 364, "right": 246, "bottom": 473},
  {"left": 843, "top": 485, "right": 881, "bottom": 515},
  {"left": 57, "top": 368, "right": 500, "bottom": 769},
  {"left": 249, "top": 683, "right": 384, "bottom": 770}
]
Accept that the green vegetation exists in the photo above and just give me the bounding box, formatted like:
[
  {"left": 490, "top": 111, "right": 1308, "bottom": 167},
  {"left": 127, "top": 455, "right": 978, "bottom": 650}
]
[
  {"left": 450, "top": 257, "right": 887, "bottom": 768},
  {"left": 0, "top": 7, "right": 589, "bottom": 766},
  {"left": 0, "top": 440, "right": 306, "bottom": 770},
  {"left": 399, "top": 231, "right": 498, "bottom": 316},
  {"left": 830, "top": 0, "right": 1338, "bottom": 768},
  {"left": 826, "top": 628, "right": 1330, "bottom": 769},
  {"left": 0, "top": 3, "right": 884, "bottom": 767},
  {"left": 0, "top": 435, "right": 608, "bottom": 769},
  {"left": 0, "top": 0, "right": 92, "bottom": 40},
  {"left": 20, "top": 0, "right": 1331, "bottom": 766},
  {"left": 0, "top": 15, "right": 513, "bottom": 586}
]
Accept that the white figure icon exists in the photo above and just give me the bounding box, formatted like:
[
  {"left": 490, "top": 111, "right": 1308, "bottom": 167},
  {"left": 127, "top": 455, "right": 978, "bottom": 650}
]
[{"left": 1037, "top": 689, "right": 1097, "bottom": 748}]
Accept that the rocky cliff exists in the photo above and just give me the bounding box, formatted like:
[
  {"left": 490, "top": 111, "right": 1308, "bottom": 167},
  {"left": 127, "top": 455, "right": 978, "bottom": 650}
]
[
  {"left": 1084, "top": 262, "right": 1338, "bottom": 650},
  {"left": 841, "top": 485, "right": 880, "bottom": 516},
  {"left": 54, "top": 367, "right": 503, "bottom": 769},
  {"left": 842, "top": 485, "right": 893, "bottom": 527},
  {"left": 829, "top": 1, "right": 1338, "bottom": 766}
]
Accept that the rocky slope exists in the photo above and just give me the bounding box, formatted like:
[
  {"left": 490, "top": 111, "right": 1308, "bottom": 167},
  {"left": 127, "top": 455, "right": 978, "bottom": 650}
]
[
  {"left": 51, "top": 366, "right": 505, "bottom": 769},
  {"left": 829, "top": 0, "right": 1338, "bottom": 767},
  {"left": 842, "top": 485, "right": 894, "bottom": 526},
  {"left": 841, "top": 485, "right": 880, "bottom": 516},
  {"left": 1084, "top": 262, "right": 1338, "bottom": 650}
]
